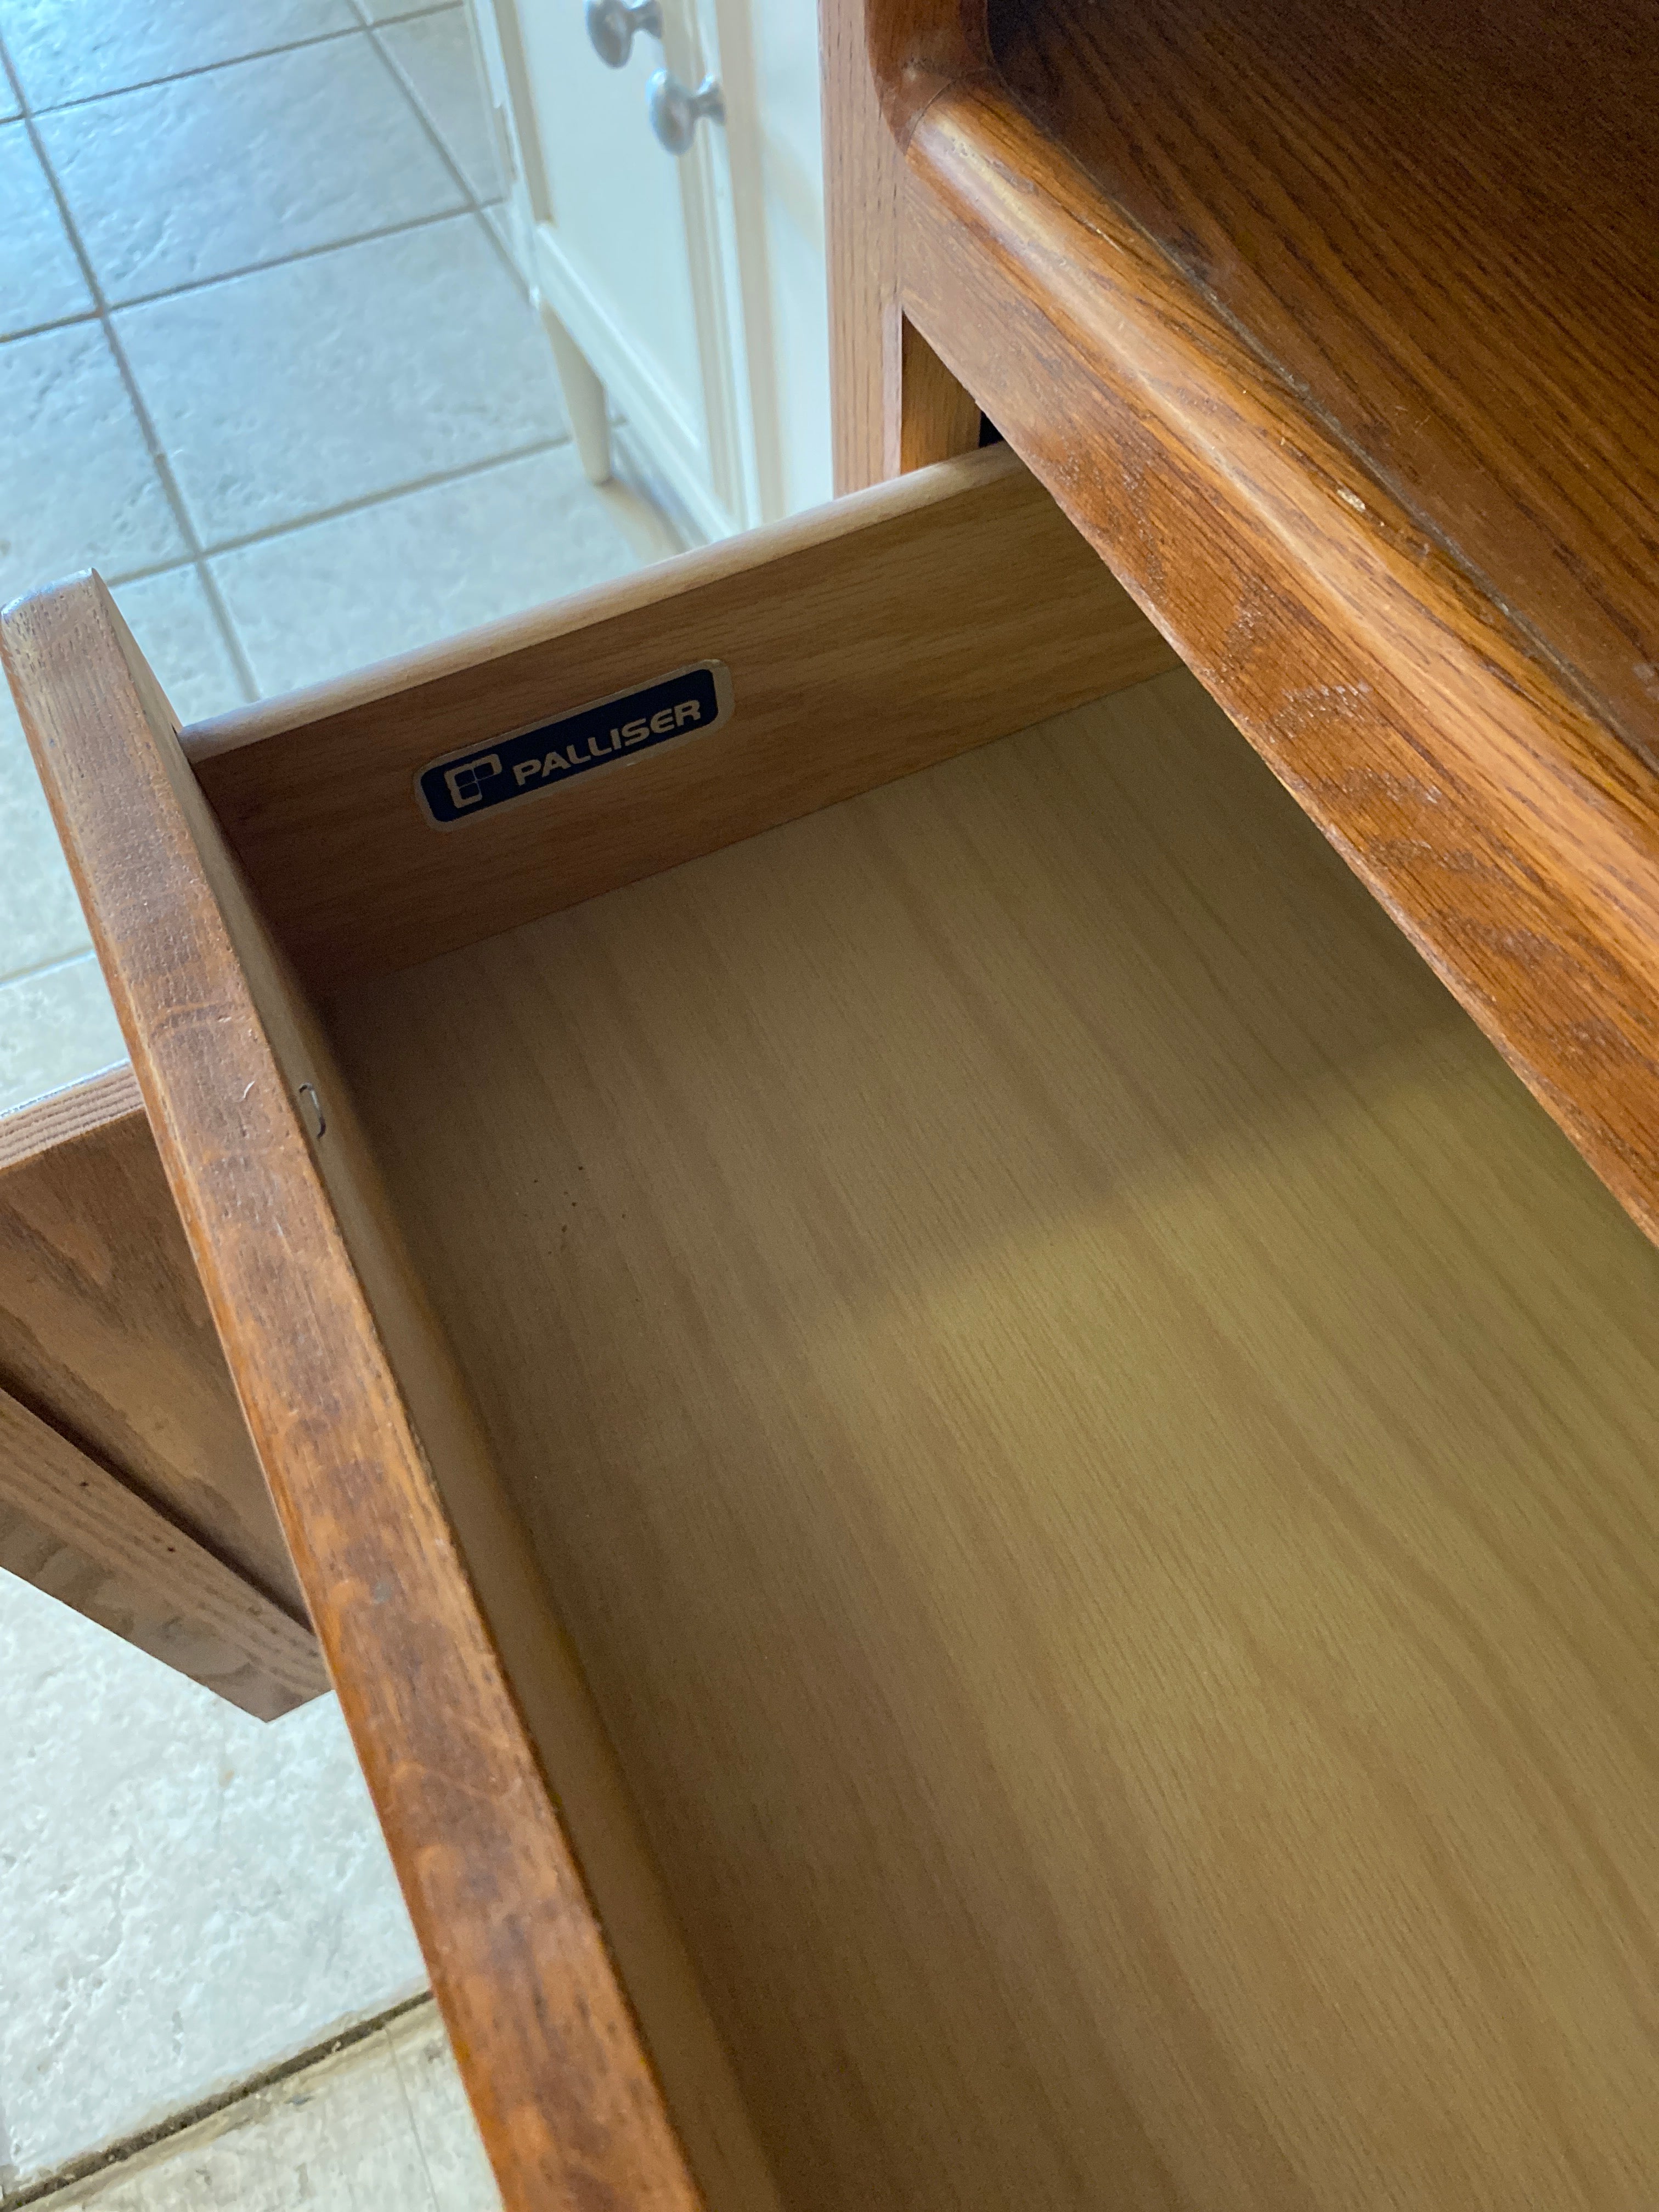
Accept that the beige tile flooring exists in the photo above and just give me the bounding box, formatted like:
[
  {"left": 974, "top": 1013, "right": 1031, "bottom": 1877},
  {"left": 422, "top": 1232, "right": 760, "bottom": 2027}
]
[
  {"left": 0, "top": 0, "right": 667, "bottom": 1111},
  {"left": 26, "top": 2003, "right": 500, "bottom": 2212}
]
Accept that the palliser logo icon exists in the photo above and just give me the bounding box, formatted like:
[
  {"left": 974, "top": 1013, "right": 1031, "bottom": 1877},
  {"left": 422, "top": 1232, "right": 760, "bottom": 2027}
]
[
  {"left": 443, "top": 752, "right": 503, "bottom": 811},
  {"left": 417, "top": 662, "right": 732, "bottom": 828}
]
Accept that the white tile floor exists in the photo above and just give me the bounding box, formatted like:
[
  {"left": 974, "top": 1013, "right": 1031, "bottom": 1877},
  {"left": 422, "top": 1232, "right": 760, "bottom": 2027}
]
[
  {"left": 29, "top": 2002, "right": 500, "bottom": 2212},
  {"left": 0, "top": 1575, "right": 431, "bottom": 2197},
  {"left": 0, "top": 0, "right": 650, "bottom": 1116},
  {"left": 0, "top": 1, "right": 658, "bottom": 2198}
]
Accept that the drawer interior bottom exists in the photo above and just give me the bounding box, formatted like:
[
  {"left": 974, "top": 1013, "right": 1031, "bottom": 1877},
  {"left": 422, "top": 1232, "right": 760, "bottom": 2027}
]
[{"left": 328, "top": 665, "right": 1659, "bottom": 2208}]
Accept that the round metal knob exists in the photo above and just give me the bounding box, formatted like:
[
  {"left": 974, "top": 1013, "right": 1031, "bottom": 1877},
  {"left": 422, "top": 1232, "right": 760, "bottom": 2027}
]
[
  {"left": 646, "top": 68, "right": 724, "bottom": 154},
  {"left": 584, "top": 0, "right": 661, "bottom": 67}
]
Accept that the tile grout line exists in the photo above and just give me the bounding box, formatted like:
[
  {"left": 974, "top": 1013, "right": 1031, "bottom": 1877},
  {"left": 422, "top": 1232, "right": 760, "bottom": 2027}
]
[
  {"left": 0, "top": 947, "right": 98, "bottom": 995},
  {"left": 98, "top": 202, "right": 500, "bottom": 317},
  {"left": 0, "top": 1994, "right": 438, "bottom": 2210},
  {"left": 1, "top": 194, "right": 502, "bottom": 351},
  {"left": 0, "top": 307, "right": 99, "bottom": 348},
  {"left": 98, "top": 445, "right": 573, "bottom": 594},
  {"left": 2, "top": 42, "right": 504, "bottom": 336},
  {"left": 475, "top": 190, "right": 532, "bottom": 300},
  {"left": 4, "top": 9, "right": 562, "bottom": 697},
  {"left": 2, "top": 12, "right": 510, "bottom": 704},
  {"left": 2, "top": 53, "right": 261, "bottom": 702},
  {"left": 0, "top": 36, "right": 24, "bottom": 128},
  {"left": 363, "top": 17, "right": 487, "bottom": 211},
  {"left": 4, "top": 16, "right": 504, "bottom": 708},
  {"left": 21, "top": 25, "right": 362, "bottom": 116},
  {"left": 358, "top": 11, "right": 529, "bottom": 296},
  {"left": 382, "top": 2022, "right": 447, "bottom": 2212},
  {"left": 149, "top": 436, "right": 571, "bottom": 577},
  {"left": 190, "top": 561, "right": 261, "bottom": 705},
  {"left": 13, "top": 6, "right": 458, "bottom": 119}
]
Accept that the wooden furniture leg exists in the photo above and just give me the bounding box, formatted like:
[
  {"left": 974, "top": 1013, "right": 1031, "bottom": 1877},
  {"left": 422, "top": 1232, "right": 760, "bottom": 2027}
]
[
  {"left": 821, "top": 0, "right": 979, "bottom": 487},
  {"left": 538, "top": 296, "right": 613, "bottom": 484},
  {"left": 0, "top": 1068, "right": 325, "bottom": 1716}
]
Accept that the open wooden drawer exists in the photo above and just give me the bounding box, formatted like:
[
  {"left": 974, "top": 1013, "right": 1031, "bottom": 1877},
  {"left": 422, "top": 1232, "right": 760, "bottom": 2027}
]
[{"left": 8, "top": 445, "right": 1659, "bottom": 2208}]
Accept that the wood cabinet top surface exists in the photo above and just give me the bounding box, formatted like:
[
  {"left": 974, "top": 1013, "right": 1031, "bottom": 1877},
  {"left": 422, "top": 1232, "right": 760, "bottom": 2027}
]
[{"left": 990, "top": 0, "right": 1659, "bottom": 771}]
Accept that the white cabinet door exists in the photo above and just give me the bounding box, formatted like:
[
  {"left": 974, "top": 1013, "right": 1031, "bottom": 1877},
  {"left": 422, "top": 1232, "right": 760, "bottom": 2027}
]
[
  {"left": 476, "top": 0, "right": 759, "bottom": 538},
  {"left": 471, "top": 0, "right": 830, "bottom": 538}
]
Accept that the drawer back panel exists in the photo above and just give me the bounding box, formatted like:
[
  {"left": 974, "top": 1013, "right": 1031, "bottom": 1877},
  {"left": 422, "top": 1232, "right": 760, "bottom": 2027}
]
[{"left": 185, "top": 445, "right": 1172, "bottom": 992}]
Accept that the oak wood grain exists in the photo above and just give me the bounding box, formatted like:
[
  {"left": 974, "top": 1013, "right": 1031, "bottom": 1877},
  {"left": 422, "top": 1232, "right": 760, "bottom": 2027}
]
[
  {"left": 820, "top": 0, "right": 903, "bottom": 488},
  {"left": 896, "top": 317, "right": 981, "bottom": 472},
  {"left": 0, "top": 1379, "right": 326, "bottom": 1717},
  {"left": 891, "top": 98, "right": 1659, "bottom": 1246},
  {"left": 991, "top": 0, "right": 1659, "bottom": 766},
  {"left": 841, "top": 0, "right": 1659, "bottom": 1239},
  {"left": 336, "top": 667, "right": 1659, "bottom": 2211},
  {"left": 186, "top": 449, "right": 1172, "bottom": 992},
  {"left": 818, "top": 2, "right": 989, "bottom": 491},
  {"left": 0, "top": 1063, "right": 140, "bottom": 1170},
  {"left": 0, "top": 1070, "right": 317, "bottom": 1655},
  {"left": 2, "top": 576, "right": 770, "bottom": 2212}
]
